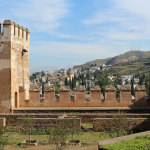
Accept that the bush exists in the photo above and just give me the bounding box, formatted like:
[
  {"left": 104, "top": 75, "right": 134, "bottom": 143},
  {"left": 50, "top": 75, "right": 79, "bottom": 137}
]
[
  {"left": 100, "top": 135, "right": 150, "bottom": 150},
  {"left": 21, "top": 129, "right": 50, "bottom": 135}
]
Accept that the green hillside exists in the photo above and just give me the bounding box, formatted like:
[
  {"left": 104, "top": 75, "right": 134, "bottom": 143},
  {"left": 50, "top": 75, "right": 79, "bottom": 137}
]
[{"left": 73, "top": 51, "right": 150, "bottom": 69}]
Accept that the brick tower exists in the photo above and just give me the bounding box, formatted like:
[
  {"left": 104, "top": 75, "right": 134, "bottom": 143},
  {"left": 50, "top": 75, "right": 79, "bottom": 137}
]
[{"left": 0, "top": 20, "right": 30, "bottom": 113}]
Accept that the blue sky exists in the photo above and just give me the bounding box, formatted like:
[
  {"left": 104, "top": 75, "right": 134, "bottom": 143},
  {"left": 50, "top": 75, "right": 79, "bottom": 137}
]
[{"left": 0, "top": 0, "right": 150, "bottom": 73}]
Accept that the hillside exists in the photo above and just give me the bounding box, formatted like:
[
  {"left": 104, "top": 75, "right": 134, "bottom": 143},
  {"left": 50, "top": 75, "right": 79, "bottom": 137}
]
[
  {"left": 73, "top": 51, "right": 150, "bottom": 69},
  {"left": 104, "top": 60, "right": 150, "bottom": 76}
]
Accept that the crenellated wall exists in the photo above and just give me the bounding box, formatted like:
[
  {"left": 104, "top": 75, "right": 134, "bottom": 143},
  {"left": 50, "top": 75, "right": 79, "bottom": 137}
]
[
  {"left": 18, "top": 85, "right": 150, "bottom": 108},
  {"left": 134, "top": 85, "right": 147, "bottom": 107}
]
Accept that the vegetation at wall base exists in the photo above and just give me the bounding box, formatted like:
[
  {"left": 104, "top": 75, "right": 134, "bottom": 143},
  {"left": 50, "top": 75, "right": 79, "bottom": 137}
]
[
  {"left": 20, "top": 112, "right": 36, "bottom": 143},
  {"left": 99, "top": 135, "right": 150, "bottom": 150},
  {"left": 0, "top": 125, "right": 9, "bottom": 150}
]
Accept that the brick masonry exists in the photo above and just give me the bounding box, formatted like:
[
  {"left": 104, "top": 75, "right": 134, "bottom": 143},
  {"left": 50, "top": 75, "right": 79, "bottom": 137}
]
[{"left": 93, "top": 118, "right": 150, "bottom": 131}]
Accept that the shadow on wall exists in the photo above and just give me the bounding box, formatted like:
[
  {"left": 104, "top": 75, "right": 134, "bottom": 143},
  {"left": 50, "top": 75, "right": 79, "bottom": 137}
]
[
  {"left": 18, "top": 85, "right": 150, "bottom": 107},
  {"left": 93, "top": 118, "right": 150, "bottom": 132}
]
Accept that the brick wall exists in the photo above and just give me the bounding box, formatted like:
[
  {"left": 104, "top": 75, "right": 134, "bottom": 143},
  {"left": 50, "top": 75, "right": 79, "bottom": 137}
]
[
  {"left": 18, "top": 85, "right": 150, "bottom": 108},
  {"left": 93, "top": 118, "right": 150, "bottom": 131}
]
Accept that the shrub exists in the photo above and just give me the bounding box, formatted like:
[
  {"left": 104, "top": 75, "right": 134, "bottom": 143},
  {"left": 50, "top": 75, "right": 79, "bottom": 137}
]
[{"left": 100, "top": 135, "right": 150, "bottom": 150}]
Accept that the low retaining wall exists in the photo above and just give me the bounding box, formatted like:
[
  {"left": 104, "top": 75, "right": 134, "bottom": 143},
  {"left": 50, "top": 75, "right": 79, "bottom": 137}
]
[
  {"left": 93, "top": 118, "right": 150, "bottom": 131},
  {"left": 1, "top": 113, "right": 150, "bottom": 125},
  {"left": 17, "top": 118, "right": 81, "bottom": 130}
]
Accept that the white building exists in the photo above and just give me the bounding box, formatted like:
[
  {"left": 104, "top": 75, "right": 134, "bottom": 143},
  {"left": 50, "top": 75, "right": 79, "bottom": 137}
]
[
  {"left": 85, "top": 80, "right": 94, "bottom": 89},
  {"left": 89, "top": 67, "right": 100, "bottom": 72}
]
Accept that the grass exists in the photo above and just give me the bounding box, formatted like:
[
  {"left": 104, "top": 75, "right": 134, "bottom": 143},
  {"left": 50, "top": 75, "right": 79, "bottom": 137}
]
[
  {"left": 3, "top": 123, "right": 118, "bottom": 149},
  {"left": 7, "top": 131, "right": 110, "bottom": 145},
  {"left": 100, "top": 135, "right": 150, "bottom": 150},
  {"left": 5, "top": 127, "right": 115, "bottom": 147},
  {"left": 81, "top": 123, "right": 93, "bottom": 129}
]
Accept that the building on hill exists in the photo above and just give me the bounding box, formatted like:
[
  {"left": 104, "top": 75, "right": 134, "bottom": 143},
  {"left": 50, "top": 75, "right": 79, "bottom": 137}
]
[
  {"left": 89, "top": 66, "right": 100, "bottom": 73},
  {"left": 85, "top": 80, "right": 94, "bottom": 89},
  {"left": 67, "top": 70, "right": 74, "bottom": 80}
]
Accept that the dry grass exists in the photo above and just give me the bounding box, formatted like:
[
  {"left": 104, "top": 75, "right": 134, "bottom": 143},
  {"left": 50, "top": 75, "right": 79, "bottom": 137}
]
[{"left": 3, "top": 129, "right": 113, "bottom": 150}]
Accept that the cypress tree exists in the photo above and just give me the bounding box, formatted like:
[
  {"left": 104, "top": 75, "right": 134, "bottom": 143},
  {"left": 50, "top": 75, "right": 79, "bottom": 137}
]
[
  {"left": 72, "top": 77, "right": 74, "bottom": 89},
  {"left": 82, "top": 74, "right": 84, "bottom": 85},
  {"left": 131, "top": 76, "right": 135, "bottom": 96},
  {"left": 74, "top": 75, "right": 76, "bottom": 88},
  {"left": 65, "top": 78, "right": 69, "bottom": 86},
  {"left": 69, "top": 79, "right": 72, "bottom": 89}
]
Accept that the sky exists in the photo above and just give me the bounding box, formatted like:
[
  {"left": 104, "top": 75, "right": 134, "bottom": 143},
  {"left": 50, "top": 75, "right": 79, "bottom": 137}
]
[{"left": 0, "top": 0, "right": 150, "bottom": 73}]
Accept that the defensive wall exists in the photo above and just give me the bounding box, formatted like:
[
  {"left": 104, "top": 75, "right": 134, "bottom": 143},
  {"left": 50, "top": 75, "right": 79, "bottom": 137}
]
[
  {"left": 0, "top": 20, "right": 30, "bottom": 113},
  {"left": 17, "top": 85, "right": 149, "bottom": 108},
  {"left": 0, "top": 20, "right": 149, "bottom": 133}
]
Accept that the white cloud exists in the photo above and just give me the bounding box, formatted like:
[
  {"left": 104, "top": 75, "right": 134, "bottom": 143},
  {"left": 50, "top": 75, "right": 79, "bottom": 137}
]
[
  {"left": 30, "top": 41, "right": 120, "bottom": 58},
  {"left": 82, "top": 0, "right": 150, "bottom": 40},
  {"left": 6, "top": 0, "right": 70, "bottom": 32},
  {"left": 57, "top": 34, "right": 96, "bottom": 40}
]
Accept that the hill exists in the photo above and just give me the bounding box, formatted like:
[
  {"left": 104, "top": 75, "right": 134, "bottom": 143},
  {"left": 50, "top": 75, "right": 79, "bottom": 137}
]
[{"left": 73, "top": 51, "right": 150, "bottom": 69}]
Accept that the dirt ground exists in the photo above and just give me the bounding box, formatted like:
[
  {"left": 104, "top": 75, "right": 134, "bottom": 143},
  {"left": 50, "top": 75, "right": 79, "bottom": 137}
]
[{"left": 4, "top": 144, "right": 98, "bottom": 150}]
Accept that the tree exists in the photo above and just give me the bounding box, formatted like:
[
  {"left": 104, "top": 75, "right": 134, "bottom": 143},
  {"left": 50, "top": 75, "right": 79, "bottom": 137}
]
[
  {"left": 68, "top": 114, "right": 80, "bottom": 146},
  {"left": 100, "top": 111, "right": 129, "bottom": 138},
  {"left": 48, "top": 120, "right": 70, "bottom": 150},
  {"left": 39, "top": 78, "right": 43, "bottom": 83},
  {"left": 46, "top": 77, "right": 49, "bottom": 83},
  {"left": 100, "top": 66, "right": 103, "bottom": 70},
  {"left": 74, "top": 75, "right": 76, "bottom": 88},
  {"left": 0, "top": 125, "right": 9, "bottom": 150},
  {"left": 42, "top": 82, "right": 44, "bottom": 95},
  {"left": 82, "top": 74, "right": 84, "bottom": 85},
  {"left": 86, "top": 72, "right": 89, "bottom": 80},
  {"left": 94, "top": 72, "right": 97, "bottom": 80},
  {"left": 111, "top": 111, "right": 128, "bottom": 137},
  {"left": 78, "top": 73, "right": 80, "bottom": 82},
  {"left": 47, "top": 73, "right": 52, "bottom": 77},
  {"left": 65, "top": 78, "right": 69, "bottom": 86},
  {"left": 20, "top": 112, "right": 36, "bottom": 144},
  {"left": 41, "top": 71, "right": 45, "bottom": 77},
  {"left": 72, "top": 77, "right": 74, "bottom": 89},
  {"left": 131, "top": 76, "right": 135, "bottom": 96},
  {"left": 55, "top": 85, "right": 60, "bottom": 94},
  {"left": 69, "top": 79, "right": 71, "bottom": 88}
]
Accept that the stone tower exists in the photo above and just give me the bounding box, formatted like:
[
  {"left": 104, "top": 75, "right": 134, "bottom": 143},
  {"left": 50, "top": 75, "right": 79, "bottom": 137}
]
[
  {"left": 0, "top": 20, "right": 30, "bottom": 113},
  {"left": 67, "top": 70, "right": 74, "bottom": 80}
]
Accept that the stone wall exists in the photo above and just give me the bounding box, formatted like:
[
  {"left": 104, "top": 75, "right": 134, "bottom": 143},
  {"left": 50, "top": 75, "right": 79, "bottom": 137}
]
[
  {"left": 93, "top": 118, "right": 150, "bottom": 131},
  {"left": 17, "top": 118, "right": 81, "bottom": 130},
  {"left": 0, "top": 20, "right": 30, "bottom": 113},
  {"left": 18, "top": 85, "right": 150, "bottom": 108}
]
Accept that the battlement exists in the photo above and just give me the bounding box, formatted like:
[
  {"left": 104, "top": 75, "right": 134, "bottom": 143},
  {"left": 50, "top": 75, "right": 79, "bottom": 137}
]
[
  {"left": 0, "top": 20, "right": 30, "bottom": 40},
  {"left": 17, "top": 85, "right": 150, "bottom": 108}
]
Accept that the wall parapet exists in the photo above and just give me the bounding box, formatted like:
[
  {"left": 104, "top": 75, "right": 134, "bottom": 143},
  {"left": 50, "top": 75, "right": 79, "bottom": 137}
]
[
  {"left": 120, "top": 85, "right": 131, "bottom": 91},
  {"left": 44, "top": 85, "right": 55, "bottom": 92},
  {"left": 135, "top": 85, "right": 146, "bottom": 91},
  {"left": 74, "top": 86, "right": 85, "bottom": 92},
  {"left": 17, "top": 85, "right": 150, "bottom": 108},
  {"left": 90, "top": 86, "right": 100, "bottom": 91},
  {"left": 105, "top": 85, "right": 116, "bottom": 91},
  {"left": 29, "top": 86, "right": 40, "bottom": 92},
  {"left": 0, "top": 20, "right": 30, "bottom": 40},
  {"left": 60, "top": 86, "right": 70, "bottom": 92}
]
